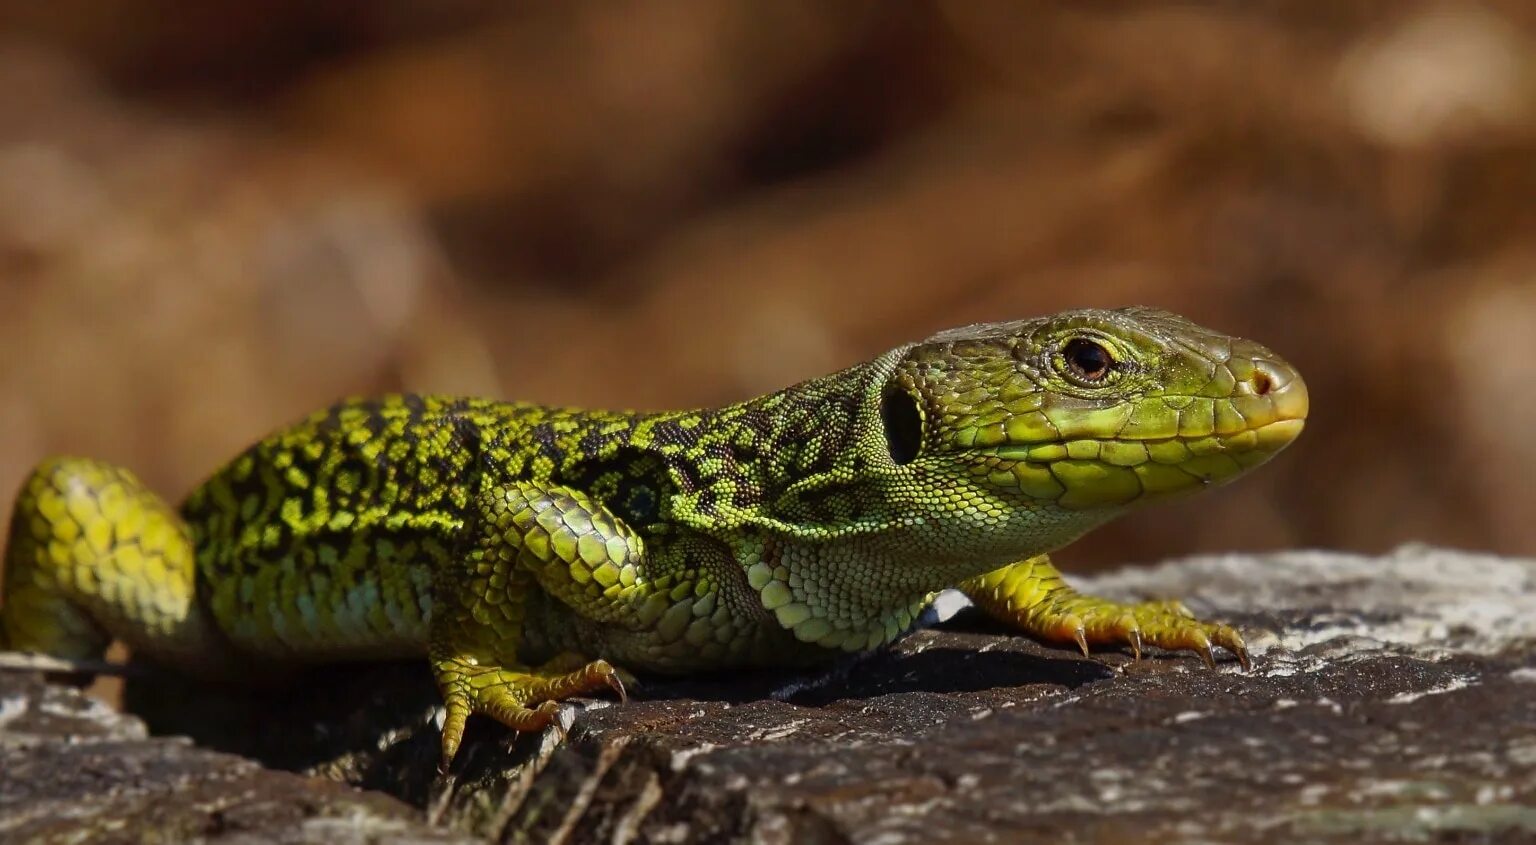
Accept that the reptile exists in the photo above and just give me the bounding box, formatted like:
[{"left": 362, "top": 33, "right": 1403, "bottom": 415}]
[{"left": 0, "top": 307, "right": 1307, "bottom": 769}]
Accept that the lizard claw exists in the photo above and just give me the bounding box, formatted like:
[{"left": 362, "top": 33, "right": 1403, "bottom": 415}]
[
  {"left": 1126, "top": 627, "right": 1142, "bottom": 661},
  {"left": 1204, "top": 623, "right": 1251, "bottom": 671},
  {"left": 1071, "top": 627, "right": 1090, "bottom": 658},
  {"left": 536, "top": 701, "right": 567, "bottom": 741},
  {"left": 585, "top": 657, "right": 632, "bottom": 703},
  {"left": 605, "top": 670, "right": 628, "bottom": 703},
  {"left": 1234, "top": 644, "right": 1252, "bottom": 672},
  {"left": 1217, "top": 627, "right": 1252, "bottom": 671},
  {"left": 1194, "top": 637, "right": 1216, "bottom": 670}
]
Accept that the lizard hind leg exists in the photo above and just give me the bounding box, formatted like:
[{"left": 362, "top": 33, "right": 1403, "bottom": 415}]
[
  {"left": 431, "top": 651, "right": 625, "bottom": 771},
  {"left": 0, "top": 457, "right": 224, "bottom": 667}
]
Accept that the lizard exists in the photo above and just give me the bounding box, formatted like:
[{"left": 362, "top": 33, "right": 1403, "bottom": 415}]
[{"left": 0, "top": 307, "right": 1307, "bottom": 769}]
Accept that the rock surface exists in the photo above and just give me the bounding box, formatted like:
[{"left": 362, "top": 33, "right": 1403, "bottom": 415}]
[
  {"left": 0, "top": 666, "right": 470, "bottom": 842},
  {"left": 9, "top": 545, "right": 1536, "bottom": 843}
]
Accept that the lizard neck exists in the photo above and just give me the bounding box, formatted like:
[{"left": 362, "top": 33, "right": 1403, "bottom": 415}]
[
  {"left": 654, "top": 353, "right": 898, "bottom": 536},
  {"left": 650, "top": 350, "right": 1122, "bottom": 652}
]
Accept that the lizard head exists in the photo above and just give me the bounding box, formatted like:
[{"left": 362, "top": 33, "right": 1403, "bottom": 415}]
[
  {"left": 714, "top": 306, "right": 1306, "bottom": 651},
  {"left": 868, "top": 306, "right": 1307, "bottom": 535}
]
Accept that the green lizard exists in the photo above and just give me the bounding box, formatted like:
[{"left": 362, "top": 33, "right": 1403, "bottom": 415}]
[{"left": 0, "top": 307, "right": 1307, "bottom": 768}]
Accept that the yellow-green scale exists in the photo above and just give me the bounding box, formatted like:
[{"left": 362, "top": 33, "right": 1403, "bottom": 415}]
[{"left": 177, "top": 389, "right": 863, "bottom": 671}]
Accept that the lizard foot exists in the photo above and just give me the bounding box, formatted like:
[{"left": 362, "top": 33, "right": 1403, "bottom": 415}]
[
  {"left": 1022, "top": 595, "right": 1249, "bottom": 671},
  {"left": 961, "top": 558, "right": 1249, "bottom": 671},
  {"left": 432, "top": 654, "right": 628, "bottom": 771},
  {"left": 533, "top": 651, "right": 637, "bottom": 699}
]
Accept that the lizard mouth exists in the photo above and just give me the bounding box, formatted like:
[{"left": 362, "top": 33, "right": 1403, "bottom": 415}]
[
  {"left": 966, "top": 369, "right": 1309, "bottom": 510},
  {"left": 983, "top": 417, "right": 1305, "bottom": 464}
]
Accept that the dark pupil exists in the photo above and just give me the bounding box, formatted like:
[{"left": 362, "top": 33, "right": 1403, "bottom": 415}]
[{"left": 1065, "top": 339, "right": 1112, "bottom": 380}]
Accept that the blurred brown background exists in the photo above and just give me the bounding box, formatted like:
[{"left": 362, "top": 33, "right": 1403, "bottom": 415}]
[{"left": 0, "top": 1, "right": 1533, "bottom": 572}]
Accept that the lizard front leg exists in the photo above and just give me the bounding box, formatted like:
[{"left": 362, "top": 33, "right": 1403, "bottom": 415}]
[
  {"left": 958, "top": 555, "right": 1249, "bottom": 670},
  {"left": 429, "top": 481, "right": 640, "bottom": 770}
]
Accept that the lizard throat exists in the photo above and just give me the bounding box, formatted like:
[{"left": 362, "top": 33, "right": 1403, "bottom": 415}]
[{"left": 744, "top": 537, "right": 936, "bottom": 653}]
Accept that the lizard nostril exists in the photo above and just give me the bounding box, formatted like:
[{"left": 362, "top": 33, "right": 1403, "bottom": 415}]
[{"left": 1246, "top": 359, "right": 1287, "bottom": 396}]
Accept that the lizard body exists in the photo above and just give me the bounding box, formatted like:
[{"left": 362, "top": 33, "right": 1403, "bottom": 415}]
[{"left": 0, "top": 307, "right": 1308, "bottom": 767}]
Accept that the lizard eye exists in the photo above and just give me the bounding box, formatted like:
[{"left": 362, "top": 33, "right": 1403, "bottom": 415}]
[
  {"left": 880, "top": 384, "right": 923, "bottom": 466},
  {"left": 1062, "top": 338, "right": 1114, "bottom": 384}
]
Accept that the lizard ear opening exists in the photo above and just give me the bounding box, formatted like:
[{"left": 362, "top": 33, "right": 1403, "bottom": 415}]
[{"left": 880, "top": 383, "right": 923, "bottom": 466}]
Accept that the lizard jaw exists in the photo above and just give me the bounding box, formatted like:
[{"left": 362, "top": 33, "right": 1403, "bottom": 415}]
[{"left": 964, "top": 373, "right": 1308, "bottom": 511}]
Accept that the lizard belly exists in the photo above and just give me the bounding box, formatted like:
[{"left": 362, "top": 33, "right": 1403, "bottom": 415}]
[
  {"left": 197, "top": 525, "right": 439, "bottom": 661},
  {"left": 521, "top": 592, "right": 824, "bottom": 674}
]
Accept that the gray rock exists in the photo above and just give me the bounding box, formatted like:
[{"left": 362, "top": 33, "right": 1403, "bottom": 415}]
[
  {"left": 12, "top": 545, "right": 1536, "bottom": 843},
  {"left": 0, "top": 667, "right": 471, "bottom": 843},
  {"left": 495, "top": 546, "right": 1536, "bottom": 844}
]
